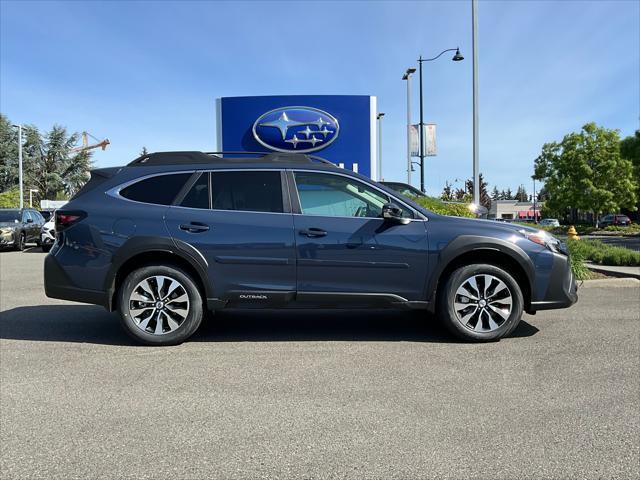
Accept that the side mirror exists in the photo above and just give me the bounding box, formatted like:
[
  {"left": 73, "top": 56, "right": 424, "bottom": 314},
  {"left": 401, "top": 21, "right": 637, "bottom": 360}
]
[
  {"left": 26, "top": 218, "right": 33, "bottom": 224},
  {"left": 382, "top": 203, "right": 410, "bottom": 224}
]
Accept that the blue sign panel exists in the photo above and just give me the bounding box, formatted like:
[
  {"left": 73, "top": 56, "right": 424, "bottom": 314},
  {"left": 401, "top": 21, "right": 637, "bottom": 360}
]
[{"left": 217, "top": 95, "right": 376, "bottom": 178}]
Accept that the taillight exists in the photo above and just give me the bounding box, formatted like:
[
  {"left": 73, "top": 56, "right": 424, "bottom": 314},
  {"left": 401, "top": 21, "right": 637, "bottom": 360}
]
[{"left": 55, "top": 210, "right": 86, "bottom": 232}]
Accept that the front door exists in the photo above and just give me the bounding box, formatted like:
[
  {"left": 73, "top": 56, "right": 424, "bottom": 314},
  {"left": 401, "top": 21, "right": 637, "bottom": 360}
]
[
  {"left": 290, "top": 170, "right": 429, "bottom": 302},
  {"left": 165, "top": 170, "right": 296, "bottom": 305}
]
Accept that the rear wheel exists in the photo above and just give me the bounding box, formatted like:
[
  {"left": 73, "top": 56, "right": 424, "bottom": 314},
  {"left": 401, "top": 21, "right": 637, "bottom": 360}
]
[
  {"left": 437, "top": 264, "right": 523, "bottom": 342},
  {"left": 118, "top": 264, "right": 203, "bottom": 346}
]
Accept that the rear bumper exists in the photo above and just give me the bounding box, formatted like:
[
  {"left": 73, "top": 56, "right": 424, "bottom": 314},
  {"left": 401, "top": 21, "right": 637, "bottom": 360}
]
[
  {"left": 44, "top": 253, "right": 108, "bottom": 308},
  {"left": 529, "top": 253, "right": 578, "bottom": 312}
]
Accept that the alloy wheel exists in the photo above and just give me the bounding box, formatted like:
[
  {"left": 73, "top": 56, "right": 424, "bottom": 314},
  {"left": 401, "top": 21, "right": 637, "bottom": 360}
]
[
  {"left": 128, "top": 275, "right": 190, "bottom": 335},
  {"left": 453, "top": 274, "right": 513, "bottom": 332}
]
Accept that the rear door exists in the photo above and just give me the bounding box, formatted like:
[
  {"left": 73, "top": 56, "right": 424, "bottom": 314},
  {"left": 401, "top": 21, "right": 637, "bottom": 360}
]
[{"left": 164, "top": 169, "right": 296, "bottom": 306}]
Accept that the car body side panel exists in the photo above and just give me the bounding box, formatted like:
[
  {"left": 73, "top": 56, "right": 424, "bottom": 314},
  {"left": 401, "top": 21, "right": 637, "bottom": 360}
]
[
  {"left": 292, "top": 215, "right": 429, "bottom": 300},
  {"left": 164, "top": 207, "right": 297, "bottom": 299}
]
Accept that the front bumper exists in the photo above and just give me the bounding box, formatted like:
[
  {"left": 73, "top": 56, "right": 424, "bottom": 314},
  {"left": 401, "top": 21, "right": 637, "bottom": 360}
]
[
  {"left": 0, "top": 230, "right": 16, "bottom": 246},
  {"left": 529, "top": 252, "right": 578, "bottom": 312},
  {"left": 44, "top": 253, "right": 108, "bottom": 307}
]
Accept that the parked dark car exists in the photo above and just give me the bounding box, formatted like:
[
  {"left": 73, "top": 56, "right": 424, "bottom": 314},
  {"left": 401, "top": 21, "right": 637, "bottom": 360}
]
[
  {"left": 0, "top": 208, "right": 46, "bottom": 250},
  {"left": 380, "top": 181, "right": 426, "bottom": 198},
  {"left": 599, "top": 214, "right": 631, "bottom": 228},
  {"left": 44, "top": 151, "right": 578, "bottom": 345}
]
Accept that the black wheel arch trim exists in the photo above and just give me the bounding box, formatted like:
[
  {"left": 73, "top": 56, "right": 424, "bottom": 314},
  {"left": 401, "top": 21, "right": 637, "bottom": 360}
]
[
  {"left": 104, "top": 236, "right": 212, "bottom": 310},
  {"left": 426, "top": 235, "right": 536, "bottom": 307}
]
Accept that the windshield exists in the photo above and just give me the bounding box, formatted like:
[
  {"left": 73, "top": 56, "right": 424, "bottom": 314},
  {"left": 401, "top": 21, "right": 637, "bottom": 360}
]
[{"left": 0, "top": 210, "right": 20, "bottom": 222}]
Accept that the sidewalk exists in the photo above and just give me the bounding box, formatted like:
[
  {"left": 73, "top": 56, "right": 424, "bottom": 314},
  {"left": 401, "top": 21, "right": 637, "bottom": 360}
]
[{"left": 586, "top": 262, "right": 640, "bottom": 280}]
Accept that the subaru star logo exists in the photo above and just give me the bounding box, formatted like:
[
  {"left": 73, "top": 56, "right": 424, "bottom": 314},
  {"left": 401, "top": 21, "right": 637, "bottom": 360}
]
[{"left": 252, "top": 106, "right": 340, "bottom": 153}]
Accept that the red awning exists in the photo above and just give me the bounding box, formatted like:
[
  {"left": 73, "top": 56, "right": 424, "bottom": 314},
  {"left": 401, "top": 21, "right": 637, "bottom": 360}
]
[{"left": 518, "top": 210, "right": 541, "bottom": 218}]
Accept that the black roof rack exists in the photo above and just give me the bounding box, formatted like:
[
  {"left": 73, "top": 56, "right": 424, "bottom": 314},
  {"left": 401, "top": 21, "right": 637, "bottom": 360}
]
[{"left": 127, "top": 150, "right": 337, "bottom": 167}]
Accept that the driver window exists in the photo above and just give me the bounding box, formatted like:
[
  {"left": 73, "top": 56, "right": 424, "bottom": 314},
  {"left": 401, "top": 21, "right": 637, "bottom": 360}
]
[
  {"left": 294, "top": 171, "right": 390, "bottom": 218},
  {"left": 23, "top": 211, "right": 32, "bottom": 223}
]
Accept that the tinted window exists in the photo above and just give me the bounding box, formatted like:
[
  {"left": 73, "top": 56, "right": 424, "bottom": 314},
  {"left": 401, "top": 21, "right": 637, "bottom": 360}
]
[
  {"left": 294, "top": 172, "right": 402, "bottom": 218},
  {"left": 121, "top": 173, "right": 191, "bottom": 205},
  {"left": 23, "top": 211, "right": 32, "bottom": 222},
  {"left": 181, "top": 172, "right": 210, "bottom": 209},
  {"left": 31, "top": 211, "right": 44, "bottom": 222},
  {"left": 0, "top": 210, "right": 20, "bottom": 222},
  {"left": 211, "top": 171, "right": 283, "bottom": 213}
]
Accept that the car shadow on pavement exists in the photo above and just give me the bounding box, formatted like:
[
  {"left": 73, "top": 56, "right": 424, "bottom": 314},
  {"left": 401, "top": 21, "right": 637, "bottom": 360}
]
[{"left": 0, "top": 304, "right": 539, "bottom": 346}]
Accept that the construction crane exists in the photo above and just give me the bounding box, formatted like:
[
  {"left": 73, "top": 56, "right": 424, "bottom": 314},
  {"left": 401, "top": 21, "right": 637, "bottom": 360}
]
[{"left": 71, "top": 131, "right": 110, "bottom": 153}]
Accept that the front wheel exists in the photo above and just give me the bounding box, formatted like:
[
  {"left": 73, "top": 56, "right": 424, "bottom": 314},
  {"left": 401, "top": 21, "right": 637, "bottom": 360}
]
[
  {"left": 118, "top": 264, "right": 204, "bottom": 346},
  {"left": 437, "top": 264, "right": 524, "bottom": 342},
  {"left": 15, "top": 232, "right": 25, "bottom": 251}
]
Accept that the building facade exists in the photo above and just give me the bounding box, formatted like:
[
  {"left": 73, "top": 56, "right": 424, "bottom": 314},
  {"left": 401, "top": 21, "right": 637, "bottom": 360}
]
[{"left": 488, "top": 200, "right": 542, "bottom": 221}]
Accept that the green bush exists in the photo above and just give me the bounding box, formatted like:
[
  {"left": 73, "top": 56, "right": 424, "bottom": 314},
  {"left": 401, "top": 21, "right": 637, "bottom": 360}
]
[
  {"left": 0, "top": 189, "right": 20, "bottom": 208},
  {"left": 567, "top": 238, "right": 640, "bottom": 267},
  {"left": 413, "top": 196, "right": 475, "bottom": 218}
]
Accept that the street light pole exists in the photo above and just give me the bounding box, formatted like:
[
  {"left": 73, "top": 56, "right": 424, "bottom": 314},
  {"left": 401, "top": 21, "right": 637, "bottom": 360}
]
[
  {"left": 418, "top": 56, "right": 425, "bottom": 193},
  {"left": 402, "top": 68, "right": 416, "bottom": 185},
  {"left": 472, "top": 0, "right": 480, "bottom": 207},
  {"left": 12, "top": 124, "right": 24, "bottom": 209},
  {"left": 376, "top": 113, "right": 385, "bottom": 181},
  {"left": 416, "top": 48, "right": 464, "bottom": 194}
]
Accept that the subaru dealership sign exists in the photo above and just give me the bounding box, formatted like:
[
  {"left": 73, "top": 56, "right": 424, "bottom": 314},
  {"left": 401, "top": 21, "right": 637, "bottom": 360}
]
[{"left": 216, "top": 95, "right": 378, "bottom": 179}]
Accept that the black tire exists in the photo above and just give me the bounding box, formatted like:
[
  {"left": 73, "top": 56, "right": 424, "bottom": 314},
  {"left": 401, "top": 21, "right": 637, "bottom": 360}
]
[
  {"left": 15, "top": 232, "right": 25, "bottom": 251},
  {"left": 437, "top": 263, "right": 524, "bottom": 342},
  {"left": 41, "top": 243, "right": 52, "bottom": 253},
  {"left": 118, "top": 264, "right": 204, "bottom": 346}
]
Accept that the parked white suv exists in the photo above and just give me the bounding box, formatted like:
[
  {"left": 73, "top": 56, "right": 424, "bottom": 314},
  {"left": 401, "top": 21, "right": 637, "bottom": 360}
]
[
  {"left": 539, "top": 218, "right": 560, "bottom": 227},
  {"left": 40, "top": 212, "right": 55, "bottom": 252}
]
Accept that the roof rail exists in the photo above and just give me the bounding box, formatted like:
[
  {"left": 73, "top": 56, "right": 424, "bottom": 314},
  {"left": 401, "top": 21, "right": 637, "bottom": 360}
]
[{"left": 128, "top": 150, "right": 338, "bottom": 167}]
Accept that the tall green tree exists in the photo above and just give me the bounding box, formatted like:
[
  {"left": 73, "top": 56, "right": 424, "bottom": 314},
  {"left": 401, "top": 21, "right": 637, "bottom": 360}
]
[
  {"left": 26, "top": 125, "right": 93, "bottom": 199},
  {"left": 0, "top": 114, "right": 19, "bottom": 192},
  {"left": 515, "top": 185, "right": 529, "bottom": 202},
  {"left": 620, "top": 130, "right": 640, "bottom": 207},
  {"left": 534, "top": 123, "right": 637, "bottom": 224},
  {"left": 441, "top": 181, "right": 454, "bottom": 201},
  {"left": 0, "top": 114, "right": 93, "bottom": 201}
]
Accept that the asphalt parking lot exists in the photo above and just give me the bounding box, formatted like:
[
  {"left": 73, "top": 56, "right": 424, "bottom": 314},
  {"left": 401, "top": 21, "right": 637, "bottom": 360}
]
[{"left": 1, "top": 249, "right": 639, "bottom": 479}]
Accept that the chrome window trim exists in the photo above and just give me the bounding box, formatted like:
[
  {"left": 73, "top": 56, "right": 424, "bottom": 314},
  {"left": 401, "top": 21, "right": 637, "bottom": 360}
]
[
  {"left": 107, "top": 167, "right": 426, "bottom": 221},
  {"left": 106, "top": 170, "right": 196, "bottom": 207},
  {"left": 290, "top": 169, "right": 426, "bottom": 221},
  {"left": 109, "top": 168, "right": 291, "bottom": 214}
]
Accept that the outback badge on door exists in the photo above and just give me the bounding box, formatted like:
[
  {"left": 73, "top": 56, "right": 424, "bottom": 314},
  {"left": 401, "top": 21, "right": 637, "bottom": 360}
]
[{"left": 252, "top": 106, "right": 340, "bottom": 153}]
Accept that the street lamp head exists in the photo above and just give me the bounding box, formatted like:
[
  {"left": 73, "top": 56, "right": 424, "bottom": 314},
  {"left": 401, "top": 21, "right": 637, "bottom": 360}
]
[
  {"left": 452, "top": 48, "right": 464, "bottom": 61},
  {"left": 402, "top": 67, "right": 416, "bottom": 80}
]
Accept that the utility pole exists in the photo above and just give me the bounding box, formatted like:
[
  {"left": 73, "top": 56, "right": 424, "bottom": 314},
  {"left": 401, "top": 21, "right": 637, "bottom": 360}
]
[
  {"left": 376, "top": 113, "right": 385, "bottom": 181},
  {"left": 12, "top": 124, "right": 24, "bottom": 209},
  {"left": 472, "top": 0, "right": 480, "bottom": 206},
  {"left": 418, "top": 56, "right": 425, "bottom": 193},
  {"left": 402, "top": 68, "right": 416, "bottom": 185}
]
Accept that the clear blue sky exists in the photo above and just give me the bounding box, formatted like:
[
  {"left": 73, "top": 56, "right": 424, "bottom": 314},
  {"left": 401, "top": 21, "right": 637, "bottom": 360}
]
[{"left": 1, "top": 0, "right": 638, "bottom": 196}]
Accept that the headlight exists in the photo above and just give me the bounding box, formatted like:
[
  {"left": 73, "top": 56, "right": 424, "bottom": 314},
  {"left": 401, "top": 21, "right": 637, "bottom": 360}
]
[
  {"left": 519, "top": 229, "right": 562, "bottom": 253},
  {"left": 0, "top": 227, "right": 15, "bottom": 236}
]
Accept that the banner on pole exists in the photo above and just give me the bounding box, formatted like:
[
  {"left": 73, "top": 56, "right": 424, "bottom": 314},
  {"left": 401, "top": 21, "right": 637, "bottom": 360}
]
[{"left": 409, "top": 123, "right": 437, "bottom": 157}]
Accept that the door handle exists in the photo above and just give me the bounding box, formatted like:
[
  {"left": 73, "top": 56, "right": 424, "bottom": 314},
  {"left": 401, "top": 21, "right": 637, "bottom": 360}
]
[
  {"left": 179, "top": 222, "right": 210, "bottom": 233},
  {"left": 299, "top": 228, "right": 327, "bottom": 238}
]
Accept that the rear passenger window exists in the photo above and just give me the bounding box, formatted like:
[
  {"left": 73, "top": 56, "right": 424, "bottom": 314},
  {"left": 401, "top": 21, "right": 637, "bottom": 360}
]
[
  {"left": 120, "top": 173, "right": 191, "bottom": 205},
  {"left": 181, "top": 173, "right": 210, "bottom": 209},
  {"left": 211, "top": 171, "right": 283, "bottom": 213}
]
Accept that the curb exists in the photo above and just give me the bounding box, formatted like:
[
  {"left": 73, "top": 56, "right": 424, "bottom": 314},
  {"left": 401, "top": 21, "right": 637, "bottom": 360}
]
[
  {"left": 579, "top": 278, "right": 640, "bottom": 288},
  {"left": 585, "top": 263, "right": 640, "bottom": 280}
]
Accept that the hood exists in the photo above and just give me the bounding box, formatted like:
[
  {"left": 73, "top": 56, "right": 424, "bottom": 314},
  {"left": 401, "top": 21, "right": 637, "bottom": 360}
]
[
  {"left": 0, "top": 221, "right": 19, "bottom": 229},
  {"left": 43, "top": 220, "right": 55, "bottom": 229}
]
